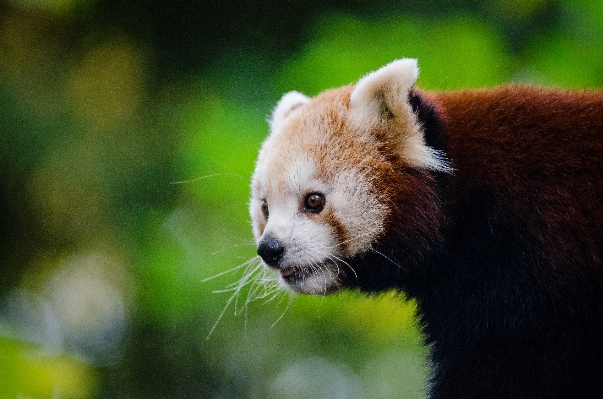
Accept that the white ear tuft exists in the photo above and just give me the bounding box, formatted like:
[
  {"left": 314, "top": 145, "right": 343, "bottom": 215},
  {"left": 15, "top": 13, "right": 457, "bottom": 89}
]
[
  {"left": 269, "top": 91, "right": 310, "bottom": 131},
  {"left": 350, "top": 58, "right": 419, "bottom": 125},
  {"left": 349, "top": 59, "right": 450, "bottom": 173}
]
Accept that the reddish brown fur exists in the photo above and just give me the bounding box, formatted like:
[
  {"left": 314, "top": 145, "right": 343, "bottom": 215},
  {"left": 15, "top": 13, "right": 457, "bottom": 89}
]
[
  {"left": 340, "top": 84, "right": 603, "bottom": 398},
  {"left": 427, "top": 86, "right": 603, "bottom": 270},
  {"left": 404, "top": 86, "right": 603, "bottom": 399}
]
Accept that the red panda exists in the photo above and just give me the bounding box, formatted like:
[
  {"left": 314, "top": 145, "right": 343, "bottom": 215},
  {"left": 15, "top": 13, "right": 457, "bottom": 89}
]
[{"left": 249, "top": 59, "right": 603, "bottom": 399}]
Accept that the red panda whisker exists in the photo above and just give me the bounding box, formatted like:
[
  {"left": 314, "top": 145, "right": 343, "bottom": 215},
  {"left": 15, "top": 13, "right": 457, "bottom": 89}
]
[
  {"left": 201, "top": 256, "right": 259, "bottom": 283},
  {"left": 207, "top": 256, "right": 280, "bottom": 339},
  {"left": 206, "top": 285, "right": 238, "bottom": 340},
  {"left": 270, "top": 295, "right": 294, "bottom": 328},
  {"left": 210, "top": 241, "right": 256, "bottom": 256},
  {"left": 325, "top": 253, "right": 358, "bottom": 280},
  {"left": 305, "top": 260, "right": 331, "bottom": 294},
  {"left": 369, "top": 248, "right": 406, "bottom": 271},
  {"left": 169, "top": 172, "right": 247, "bottom": 185},
  {"left": 325, "top": 232, "right": 377, "bottom": 249}
]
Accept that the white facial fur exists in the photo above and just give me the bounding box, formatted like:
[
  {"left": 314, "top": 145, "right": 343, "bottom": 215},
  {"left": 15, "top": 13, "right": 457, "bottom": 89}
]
[
  {"left": 250, "top": 59, "right": 446, "bottom": 295},
  {"left": 250, "top": 147, "right": 384, "bottom": 294}
]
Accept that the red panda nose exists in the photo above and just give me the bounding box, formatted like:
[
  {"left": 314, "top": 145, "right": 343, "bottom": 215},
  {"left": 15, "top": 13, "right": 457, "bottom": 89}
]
[{"left": 257, "top": 235, "right": 285, "bottom": 267}]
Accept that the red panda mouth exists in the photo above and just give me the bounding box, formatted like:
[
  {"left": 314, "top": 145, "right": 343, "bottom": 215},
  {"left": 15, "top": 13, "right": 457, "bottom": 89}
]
[
  {"left": 279, "top": 262, "right": 345, "bottom": 284},
  {"left": 280, "top": 267, "right": 296, "bottom": 278},
  {"left": 279, "top": 264, "right": 331, "bottom": 285},
  {"left": 280, "top": 266, "right": 308, "bottom": 282},
  {"left": 276, "top": 262, "right": 346, "bottom": 295}
]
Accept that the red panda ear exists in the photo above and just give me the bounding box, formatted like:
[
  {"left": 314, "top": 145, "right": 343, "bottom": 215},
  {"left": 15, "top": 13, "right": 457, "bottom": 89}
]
[
  {"left": 350, "top": 59, "right": 450, "bottom": 172},
  {"left": 269, "top": 91, "right": 310, "bottom": 131},
  {"left": 350, "top": 58, "right": 419, "bottom": 124}
]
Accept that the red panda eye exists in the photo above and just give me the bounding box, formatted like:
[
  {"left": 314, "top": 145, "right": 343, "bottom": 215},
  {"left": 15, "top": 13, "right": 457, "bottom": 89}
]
[
  {"left": 304, "top": 193, "right": 325, "bottom": 213},
  {"left": 261, "top": 199, "right": 269, "bottom": 219}
]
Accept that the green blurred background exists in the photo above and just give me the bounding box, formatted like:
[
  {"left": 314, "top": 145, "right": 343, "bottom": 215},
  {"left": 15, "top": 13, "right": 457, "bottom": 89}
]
[{"left": 0, "top": 0, "right": 601, "bottom": 397}]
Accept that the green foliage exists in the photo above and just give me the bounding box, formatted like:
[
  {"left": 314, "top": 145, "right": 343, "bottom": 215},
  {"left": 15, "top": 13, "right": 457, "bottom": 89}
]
[
  {"left": 1, "top": 0, "right": 602, "bottom": 398},
  {"left": 277, "top": 14, "right": 511, "bottom": 93},
  {"left": 0, "top": 337, "right": 96, "bottom": 398},
  {"left": 521, "top": 0, "right": 603, "bottom": 87}
]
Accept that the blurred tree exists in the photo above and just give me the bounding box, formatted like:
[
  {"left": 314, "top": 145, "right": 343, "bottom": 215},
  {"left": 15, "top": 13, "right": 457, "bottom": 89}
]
[{"left": 0, "top": 0, "right": 601, "bottom": 398}]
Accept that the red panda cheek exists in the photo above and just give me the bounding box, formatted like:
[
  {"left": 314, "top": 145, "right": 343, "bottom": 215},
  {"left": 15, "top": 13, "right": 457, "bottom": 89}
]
[
  {"left": 323, "top": 209, "right": 349, "bottom": 254},
  {"left": 253, "top": 209, "right": 267, "bottom": 238},
  {"left": 302, "top": 208, "right": 349, "bottom": 254},
  {"left": 257, "top": 221, "right": 266, "bottom": 238}
]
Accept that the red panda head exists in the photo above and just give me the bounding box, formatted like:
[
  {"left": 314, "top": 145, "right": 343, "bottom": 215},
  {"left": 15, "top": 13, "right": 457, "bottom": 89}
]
[{"left": 250, "top": 59, "right": 449, "bottom": 295}]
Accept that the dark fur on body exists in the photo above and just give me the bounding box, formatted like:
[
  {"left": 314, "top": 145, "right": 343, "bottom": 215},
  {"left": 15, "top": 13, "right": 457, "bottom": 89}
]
[{"left": 348, "top": 86, "right": 603, "bottom": 398}]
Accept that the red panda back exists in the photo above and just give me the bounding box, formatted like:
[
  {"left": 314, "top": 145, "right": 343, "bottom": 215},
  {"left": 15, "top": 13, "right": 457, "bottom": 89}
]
[
  {"left": 430, "top": 86, "right": 603, "bottom": 270},
  {"left": 409, "top": 87, "right": 603, "bottom": 398},
  {"left": 431, "top": 86, "right": 603, "bottom": 186}
]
